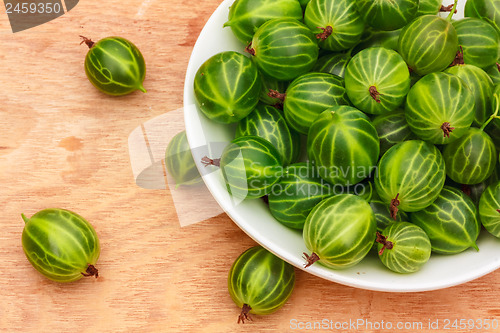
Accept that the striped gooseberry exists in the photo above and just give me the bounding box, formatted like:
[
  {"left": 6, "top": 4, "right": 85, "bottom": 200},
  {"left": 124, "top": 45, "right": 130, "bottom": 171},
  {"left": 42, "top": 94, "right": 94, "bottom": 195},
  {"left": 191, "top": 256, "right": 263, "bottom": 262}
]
[
  {"left": 228, "top": 246, "right": 295, "bottom": 323},
  {"left": 397, "top": 0, "right": 459, "bottom": 75},
  {"left": 376, "top": 222, "right": 431, "bottom": 274},
  {"left": 81, "top": 36, "right": 146, "bottom": 96},
  {"left": 22, "top": 208, "right": 100, "bottom": 282},
  {"left": 246, "top": 18, "right": 319, "bottom": 81}
]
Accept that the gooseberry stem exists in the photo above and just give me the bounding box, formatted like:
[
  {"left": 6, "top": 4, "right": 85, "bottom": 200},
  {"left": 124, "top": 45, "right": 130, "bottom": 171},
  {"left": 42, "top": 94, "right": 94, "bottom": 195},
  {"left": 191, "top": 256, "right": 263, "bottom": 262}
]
[
  {"left": 480, "top": 94, "right": 500, "bottom": 131},
  {"left": 268, "top": 89, "right": 286, "bottom": 102},
  {"left": 390, "top": 193, "right": 400, "bottom": 220},
  {"left": 261, "top": 195, "right": 269, "bottom": 205},
  {"left": 81, "top": 264, "right": 99, "bottom": 278},
  {"left": 21, "top": 213, "right": 29, "bottom": 224},
  {"left": 446, "top": 0, "right": 459, "bottom": 21},
  {"left": 303, "top": 252, "right": 320, "bottom": 268},
  {"left": 441, "top": 122, "right": 455, "bottom": 138},
  {"left": 375, "top": 232, "right": 394, "bottom": 255},
  {"left": 201, "top": 156, "right": 220, "bottom": 167},
  {"left": 316, "top": 26, "right": 333, "bottom": 41},
  {"left": 450, "top": 46, "right": 464, "bottom": 67},
  {"left": 461, "top": 184, "right": 472, "bottom": 196},
  {"left": 244, "top": 43, "right": 255, "bottom": 56},
  {"left": 272, "top": 102, "right": 284, "bottom": 110},
  {"left": 369, "top": 86, "right": 382, "bottom": 103},
  {"left": 440, "top": 3, "right": 458, "bottom": 13},
  {"left": 79, "top": 35, "right": 95, "bottom": 48},
  {"left": 238, "top": 304, "right": 253, "bottom": 324}
]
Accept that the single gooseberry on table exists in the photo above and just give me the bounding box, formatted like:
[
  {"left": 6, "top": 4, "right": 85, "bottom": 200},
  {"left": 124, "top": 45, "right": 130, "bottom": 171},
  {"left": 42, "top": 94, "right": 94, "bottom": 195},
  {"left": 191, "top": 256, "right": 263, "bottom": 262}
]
[
  {"left": 22, "top": 208, "right": 100, "bottom": 283},
  {"left": 165, "top": 130, "right": 203, "bottom": 188},
  {"left": 81, "top": 36, "right": 146, "bottom": 96},
  {"left": 228, "top": 246, "right": 295, "bottom": 323}
]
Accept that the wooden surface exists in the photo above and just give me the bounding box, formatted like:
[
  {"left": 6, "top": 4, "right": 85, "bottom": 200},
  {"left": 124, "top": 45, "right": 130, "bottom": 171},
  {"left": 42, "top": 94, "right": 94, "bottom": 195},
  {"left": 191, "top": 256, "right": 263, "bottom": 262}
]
[{"left": 1, "top": 1, "right": 499, "bottom": 332}]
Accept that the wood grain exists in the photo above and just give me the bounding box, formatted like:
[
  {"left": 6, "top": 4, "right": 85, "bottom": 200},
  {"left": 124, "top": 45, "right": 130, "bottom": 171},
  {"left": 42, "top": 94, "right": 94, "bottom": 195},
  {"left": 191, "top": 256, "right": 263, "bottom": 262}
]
[{"left": 0, "top": 1, "right": 499, "bottom": 332}]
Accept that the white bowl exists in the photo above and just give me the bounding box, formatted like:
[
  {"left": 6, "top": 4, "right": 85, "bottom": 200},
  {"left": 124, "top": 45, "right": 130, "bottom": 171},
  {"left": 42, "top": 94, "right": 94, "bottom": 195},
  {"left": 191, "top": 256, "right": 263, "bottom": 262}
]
[{"left": 183, "top": 0, "right": 500, "bottom": 292}]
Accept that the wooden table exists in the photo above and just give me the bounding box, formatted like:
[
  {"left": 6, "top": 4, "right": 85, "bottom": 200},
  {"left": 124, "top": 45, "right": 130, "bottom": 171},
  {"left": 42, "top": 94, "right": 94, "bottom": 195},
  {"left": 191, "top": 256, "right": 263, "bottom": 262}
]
[{"left": 1, "top": 0, "right": 499, "bottom": 332}]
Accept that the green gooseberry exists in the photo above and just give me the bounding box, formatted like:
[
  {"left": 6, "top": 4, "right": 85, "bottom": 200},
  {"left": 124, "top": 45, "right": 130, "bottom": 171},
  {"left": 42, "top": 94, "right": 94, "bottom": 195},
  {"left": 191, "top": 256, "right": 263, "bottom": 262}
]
[{"left": 81, "top": 36, "right": 146, "bottom": 96}]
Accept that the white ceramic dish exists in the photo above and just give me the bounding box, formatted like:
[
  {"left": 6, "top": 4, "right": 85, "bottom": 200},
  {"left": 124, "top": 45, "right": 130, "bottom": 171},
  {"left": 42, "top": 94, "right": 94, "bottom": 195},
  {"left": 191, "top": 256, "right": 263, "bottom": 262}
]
[{"left": 183, "top": 0, "right": 500, "bottom": 292}]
